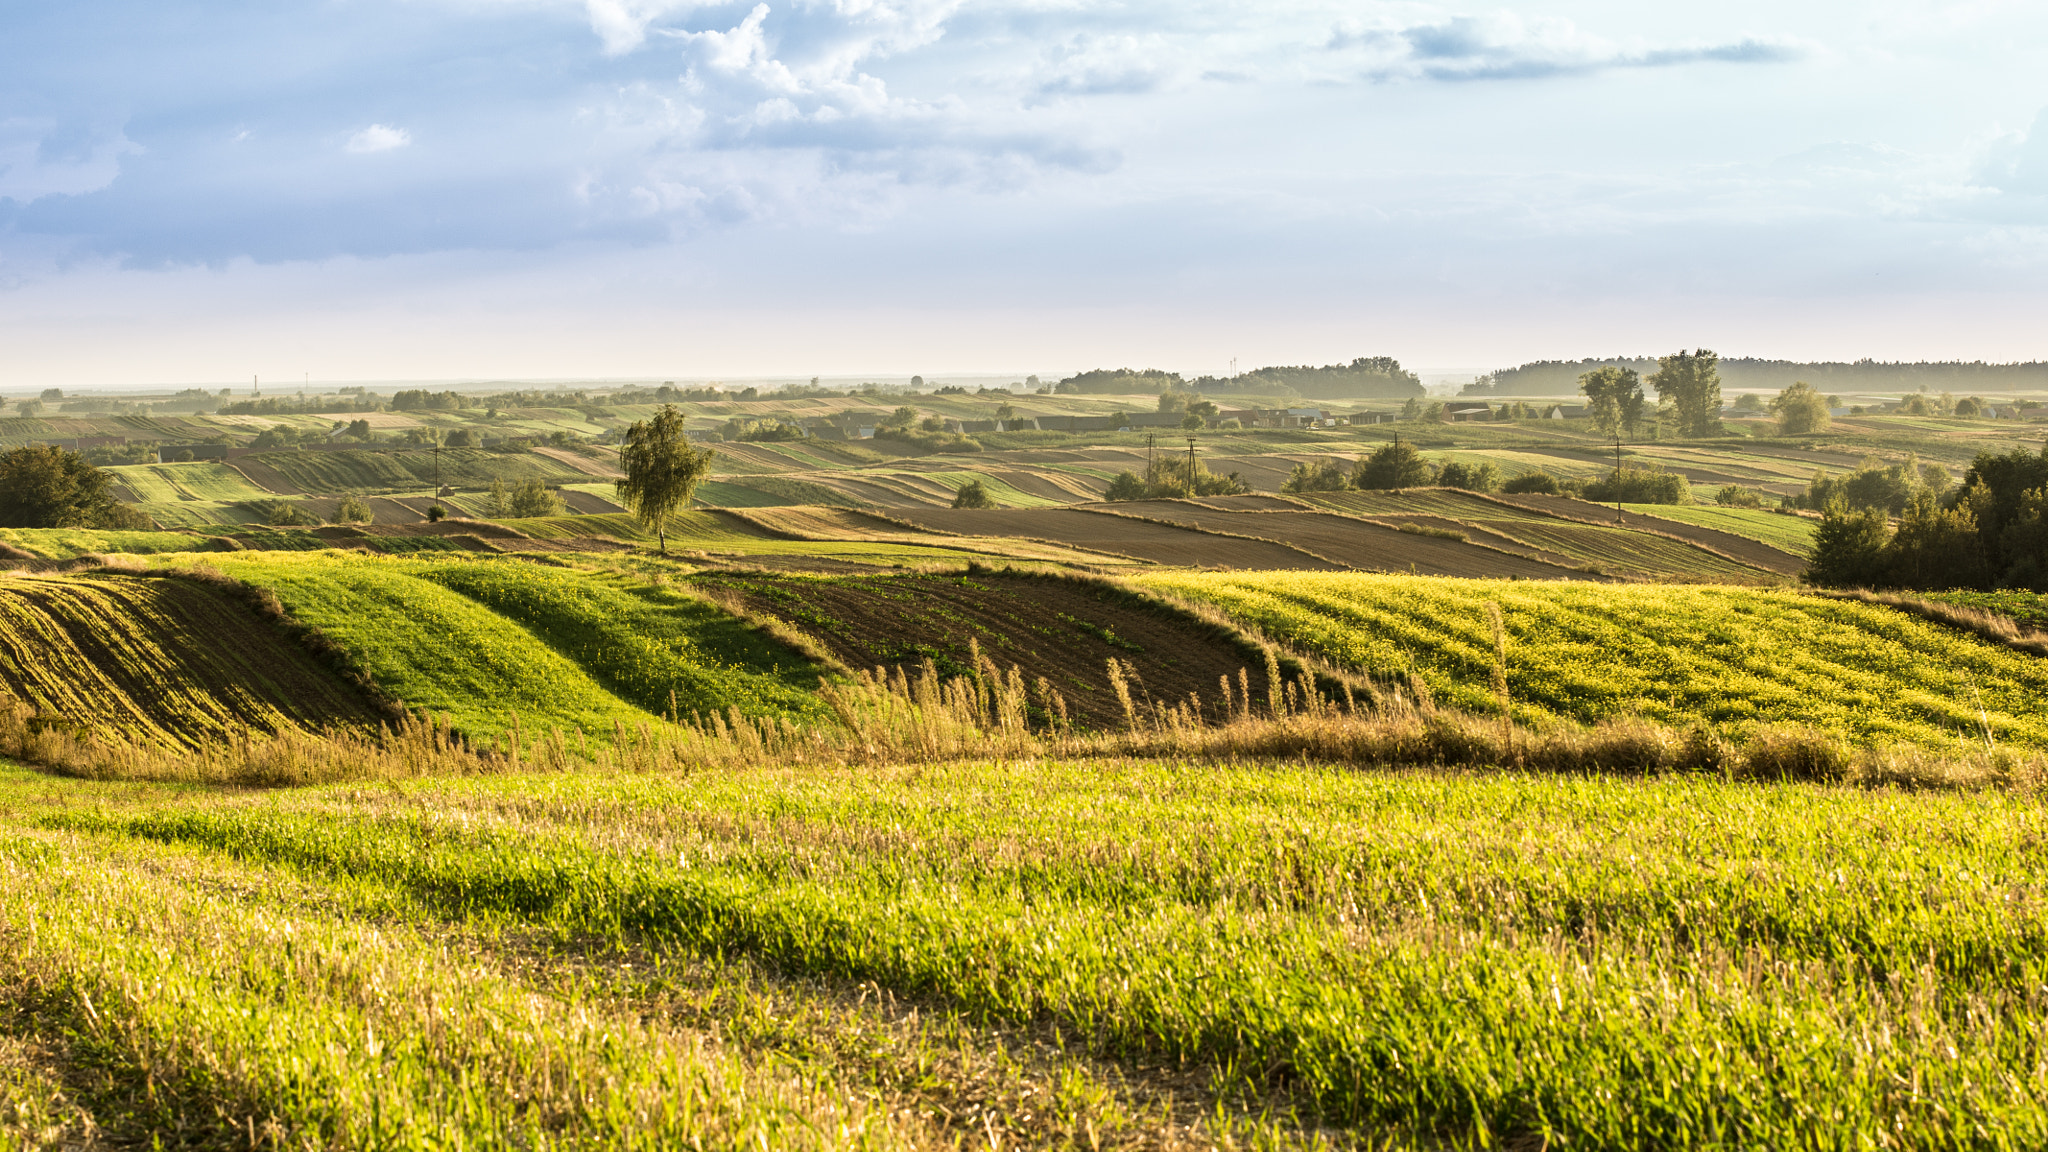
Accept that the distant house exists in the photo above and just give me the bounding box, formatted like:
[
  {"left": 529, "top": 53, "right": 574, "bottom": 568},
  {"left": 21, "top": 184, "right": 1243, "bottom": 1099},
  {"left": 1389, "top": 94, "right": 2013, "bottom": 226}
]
[
  {"left": 1543, "top": 404, "right": 1588, "bottom": 420},
  {"left": 1349, "top": 412, "right": 1396, "bottom": 425},
  {"left": 1444, "top": 402, "right": 1492, "bottom": 422},
  {"left": 856, "top": 426, "right": 876, "bottom": 439}
]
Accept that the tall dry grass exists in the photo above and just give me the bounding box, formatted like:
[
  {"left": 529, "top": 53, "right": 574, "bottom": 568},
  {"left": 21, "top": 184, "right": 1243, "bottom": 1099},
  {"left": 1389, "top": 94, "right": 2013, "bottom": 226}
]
[{"left": 5, "top": 638, "right": 2039, "bottom": 790}]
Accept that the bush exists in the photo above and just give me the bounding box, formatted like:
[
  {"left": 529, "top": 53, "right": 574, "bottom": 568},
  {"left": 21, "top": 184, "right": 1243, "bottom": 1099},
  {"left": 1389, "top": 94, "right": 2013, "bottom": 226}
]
[
  {"left": 1715, "top": 486, "right": 1764, "bottom": 508},
  {"left": 1103, "top": 472, "right": 1147, "bottom": 501},
  {"left": 951, "top": 480, "right": 997, "bottom": 509},
  {"left": 0, "top": 444, "right": 141, "bottom": 529},
  {"left": 1502, "top": 471, "right": 1560, "bottom": 495},
  {"left": 1582, "top": 467, "right": 1689, "bottom": 505},
  {"left": 1353, "top": 441, "right": 1435, "bottom": 489},
  {"left": 258, "top": 500, "right": 320, "bottom": 526},
  {"left": 427, "top": 505, "right": 447, "bottom": 522},
  {"left": 1281, "top": 459, "right": 1350, "bottom": 493},
  {"left": 336, "top": 496, "right": 374, "bottom": 525},
  {"left": 1437, "top": 460, "right": 1502, "bottom": 493}
]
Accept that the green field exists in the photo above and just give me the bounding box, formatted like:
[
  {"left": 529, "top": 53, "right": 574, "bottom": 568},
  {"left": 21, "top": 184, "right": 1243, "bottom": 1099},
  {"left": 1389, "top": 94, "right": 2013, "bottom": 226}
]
[
  {"left": 164, "top": 552, "right": 825, "bottom": 739},
  {"left": 106, "top": 462, "right": 275, "bottom": 503},
  {"left": 245, "top": 448, "right": 583, "bottom": 494},
  {"left": 1925, "top": 589, "right": 2048, "bottom": 628},
  {"left": 0, "top": 527, "right": 227, "bottom": 558},
  {"left": 1143, "top": 571, "right": 2048, "bottom": 747},
  {"left": 1621, "top": 503, "right": 1820, "bottom": 555},
  {"left": 8, "top": 759, "right": 2048, "bottom": 1148}
]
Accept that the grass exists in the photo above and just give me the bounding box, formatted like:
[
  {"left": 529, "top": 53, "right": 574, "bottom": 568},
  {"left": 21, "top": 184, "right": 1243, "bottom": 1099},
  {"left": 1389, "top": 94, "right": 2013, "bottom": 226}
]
[
  {"left": 160, "top": 552, "right": 823, "bottom": 740},
  {"left": 1142, "top": 571, "right": 2048, "bottom": 747},
  {"left": 245, "top": 448, "right": 583, "bottom": 494},
  {"left": 105, "top": 462, "right": 275, "bottom": 503},
  {"left": 11, "top": 757, "right": 2048, "bottom": 1148},
  {"left": 1924, "top": 589, "right": 2048, "bottom": 629},
  {"left": 0, "top": 527, "right": 224, "bottom": 558},
  {"left": 1620, "top": 503, "right": 1820, "bottom": 555}
]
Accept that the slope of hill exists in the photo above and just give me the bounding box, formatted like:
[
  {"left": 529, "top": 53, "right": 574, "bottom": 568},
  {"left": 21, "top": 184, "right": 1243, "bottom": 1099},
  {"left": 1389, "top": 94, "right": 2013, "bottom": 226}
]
[
  {"left": 180, "top": 552, "right": 827, "bottom": 739},
  {"left": 0, "top": 570, "right": 384, "bottom": 748},
  {"left": 1143, "top": 571, "right": 2048, "bottom": 747}
]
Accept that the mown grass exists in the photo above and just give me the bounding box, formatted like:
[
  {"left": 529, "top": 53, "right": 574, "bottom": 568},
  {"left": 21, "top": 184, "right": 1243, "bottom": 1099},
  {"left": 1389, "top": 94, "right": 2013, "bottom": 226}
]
[
  {"left": 21, "top": 758, "right": 2048, "bottom": 1148},
  {"left": 1143, "top": 571, "right": 2048, "bottom": 747}
]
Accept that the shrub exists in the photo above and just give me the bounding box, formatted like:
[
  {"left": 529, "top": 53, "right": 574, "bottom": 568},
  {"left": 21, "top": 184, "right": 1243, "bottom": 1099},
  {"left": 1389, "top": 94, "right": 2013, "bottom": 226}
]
[
  {"left": 427, "top": 505, "right": 447, "bottom": 522},
  {"left": 259, "top": 499, "right": 320, "bottom": 526},
  {"left": 1715, "top": 486, "right": 1764, "bottom": 508},
  {"left": 1281, "top": 459, "right": 1350, "bottom": 493},
  {"left": 1501, "top": 471, "right": 1561, "bottom": 495},
  {"left": 1437, "top": 460, "right": 1502, "bottom": 493},
  {"left": 951, "top": 480, "right": 997, "bottom": 509},
  {"left": 1352, "top": 441, "right": 1435, "bottom": 489},
  {"left": 336, "top": 496, "right": 374, "bottom": 525},
  {"left": 1582, "top": 466, "right": 1689, "bottom": 505}
]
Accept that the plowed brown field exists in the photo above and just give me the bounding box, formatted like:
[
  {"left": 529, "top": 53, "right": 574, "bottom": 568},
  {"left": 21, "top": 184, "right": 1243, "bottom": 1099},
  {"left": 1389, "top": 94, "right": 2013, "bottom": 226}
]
[
  {"left": 0, "top": 571, "right": 385, "bottom": 747},
  {"left": 1093, "top": 504, "right": 1601, "bottom": 580},
  {"left": 698, "top": 570, "right": 1280, "bottom": 727},
  {"left": 888, "top": 508, "right": 1345, "bottom": 569}
]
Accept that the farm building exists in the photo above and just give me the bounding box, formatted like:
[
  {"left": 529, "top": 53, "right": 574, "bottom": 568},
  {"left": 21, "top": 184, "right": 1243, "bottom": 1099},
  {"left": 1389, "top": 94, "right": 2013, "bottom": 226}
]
[{"left": 1444, "top": 402, "right": 1493, "bottom": 422}]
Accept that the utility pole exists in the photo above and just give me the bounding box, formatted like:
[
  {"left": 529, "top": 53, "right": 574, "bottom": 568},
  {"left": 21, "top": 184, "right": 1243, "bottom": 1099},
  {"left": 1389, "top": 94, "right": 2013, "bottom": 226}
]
[
  {"left": 1185, "top": 435, "right": 1198, "bottom": 493},
  {"left": 1147, "top": 432, "right": 1155, "bottom": 477},
  {"left": 1613, "top": 432, "right": 1624, "bottom": 515}
]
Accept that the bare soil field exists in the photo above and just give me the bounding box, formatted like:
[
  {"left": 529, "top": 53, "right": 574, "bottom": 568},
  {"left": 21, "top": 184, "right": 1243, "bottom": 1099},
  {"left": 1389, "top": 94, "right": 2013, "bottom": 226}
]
[
  {"left": 1483, "top": 494, "right": 1807, "bottom": 575},
  {"left": 698, "top": 570, "right": 1280, "bottom": 726},
  {"left": 888, "top": 508, "right": 1345, "bottom": 569},
  {"left": 1095, "top": 503, "right": 1600, "bottom": 580},
  {"left": 0, "top": 571, "right": 384, "bottom": 747}
]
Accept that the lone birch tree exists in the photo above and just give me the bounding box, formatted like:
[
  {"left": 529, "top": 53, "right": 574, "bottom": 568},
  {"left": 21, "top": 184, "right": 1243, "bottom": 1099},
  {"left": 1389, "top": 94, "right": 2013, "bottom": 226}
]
[{"left": 615, "top": 405, "right": 715, "bottom": 554}]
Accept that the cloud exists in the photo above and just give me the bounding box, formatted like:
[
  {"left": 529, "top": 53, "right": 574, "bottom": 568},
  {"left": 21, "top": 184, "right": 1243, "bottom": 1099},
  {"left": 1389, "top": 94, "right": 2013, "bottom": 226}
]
[
  {"left": 345, "top": 124, "right": 412, "bottom": 153},
  {"left": 0, "top": 118, "right": 138, "bottom": 202},
  {"left": 1330, "top": 13, "right": 1810, "bottom": 82},
  {"left": 1031, "top": 34, "right": 1176, "bottom": 101}
]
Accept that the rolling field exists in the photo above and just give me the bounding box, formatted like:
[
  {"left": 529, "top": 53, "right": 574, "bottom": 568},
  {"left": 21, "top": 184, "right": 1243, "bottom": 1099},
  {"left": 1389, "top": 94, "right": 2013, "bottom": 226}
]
[
  {"left": 0, "top": 570, "right": 383, "bottom": 748},
  {"left": 8, "top": 760, "right": 2048, "bottom": 1148},
  {"left": 171, "top": 552, "right": 826, "bottom": 739},
  {"left": 1144, "top": 571, "right": 2048, "bottom": 747},
  {"left": 0, "top": 527, "right": 230, "bottom": 559},
  {"left": 105, "top": 462, "right": 275, "bottom": 503},
  {"left": 1620, "top": 503, "right": 1820, "bottom": 556},
  {"left": 240, "top": 448, "right": 584, "bottom": 495}
]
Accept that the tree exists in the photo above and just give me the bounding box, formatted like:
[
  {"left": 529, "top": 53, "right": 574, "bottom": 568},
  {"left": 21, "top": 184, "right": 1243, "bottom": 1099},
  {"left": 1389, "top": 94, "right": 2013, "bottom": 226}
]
[
  {"left": 508, "top": 479, "right": 564, "bottom": 517},
  {"left": 1577, "top": 366, "right": 1644, "bottom": 436},
  {"left": 1353, "top": 440, "right": 1435, "bottom": 489},
  {"left": 994, "top": 403, "right": 1016, "bottom": 422},
  {"left": 1648, "top": 349, "right": 1723, "bottom": 438},
  {"left": 1281, "top": 459, "right": 1350, "bottom": 493},
  {"left": 39, "top": 388, "right": 62, "bottom": 401},
  {"left": 0, "top": 444, "right": 148, "bottom": 529},
  {"left": 951, "top": 480, "right": 996, "bottom": 508},
  {"left": 1437, "top": 460, "right": 1502, "bottom": 493},
  {"left": 1399, "top": 397, "right": 1421, "bottom": 420},
  {"left": 615, "top": 404, "right": 716, "bottom": 553},
  {"left": 336, "top": 495, "right": 374, "bottom": 524},
  {"left": 1103, "top": 471, "right": 1147, "bottom": 501},
  {"left": 1805, "top": 504, "right": 1889, "bottom": 586},
  {"left": 15, "top": 399, "right": 43, "bottom": 418},
  {"left": 1770, "top": 381, "right": 1831, "bottom": 435},
  {"left": 1581, "top": 466, "right": 1690, "bottom": 504},
  {"left": 486, "top": 478, "right": 510, "bottom": 517},
  {"left": 443, "top": 428, "right": 477, "bottom": 448}
]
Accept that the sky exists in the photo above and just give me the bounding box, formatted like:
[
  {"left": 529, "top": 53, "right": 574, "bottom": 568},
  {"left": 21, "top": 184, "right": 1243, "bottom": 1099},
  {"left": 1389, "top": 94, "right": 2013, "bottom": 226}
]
[{"left": 2, "top": 0, "right": 2046, "bottom": 388}]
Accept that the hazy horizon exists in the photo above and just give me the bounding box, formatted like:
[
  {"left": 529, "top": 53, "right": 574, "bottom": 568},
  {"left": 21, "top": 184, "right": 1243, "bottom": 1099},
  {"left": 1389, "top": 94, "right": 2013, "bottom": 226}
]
[{"left": 6, "top": 1, "right": 2046, "bottom": 388}]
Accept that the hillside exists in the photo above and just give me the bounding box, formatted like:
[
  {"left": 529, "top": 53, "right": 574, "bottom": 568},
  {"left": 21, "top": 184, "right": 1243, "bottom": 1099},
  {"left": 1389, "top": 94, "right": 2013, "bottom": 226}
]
[
  {"left": 179, "top": 552, "right": 828, "bottom": 740},
  {"left": 1143, "top": 571, "right": 2048, "bottom": 747},
  {"left": 0, "top": 569, "right": 384, "bottom": 748}
]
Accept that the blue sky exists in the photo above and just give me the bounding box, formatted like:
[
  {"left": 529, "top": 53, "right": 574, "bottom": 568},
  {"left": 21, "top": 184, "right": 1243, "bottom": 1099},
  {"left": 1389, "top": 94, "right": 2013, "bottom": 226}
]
[{"left": 3, "top": 0, "right": 2046, "bottom": 387}]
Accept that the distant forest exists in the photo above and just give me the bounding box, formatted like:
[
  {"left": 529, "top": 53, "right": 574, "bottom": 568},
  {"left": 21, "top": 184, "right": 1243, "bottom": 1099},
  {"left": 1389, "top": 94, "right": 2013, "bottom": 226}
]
[
  {"left": 1466, "top": 358, "right": 2048, "bottom": 396},
  {"left": 1061, "top": 357, "right": 1424, "bottom": 400}
]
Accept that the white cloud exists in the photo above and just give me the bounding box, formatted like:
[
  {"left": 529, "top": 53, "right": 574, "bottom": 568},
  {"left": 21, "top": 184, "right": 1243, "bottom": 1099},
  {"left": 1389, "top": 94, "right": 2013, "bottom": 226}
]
[
  {"left": 584, "top": 0, "right": 695, "bottom": 56},
  {"left": 345, "top": 124, "right": 413, "bottom": 154}
]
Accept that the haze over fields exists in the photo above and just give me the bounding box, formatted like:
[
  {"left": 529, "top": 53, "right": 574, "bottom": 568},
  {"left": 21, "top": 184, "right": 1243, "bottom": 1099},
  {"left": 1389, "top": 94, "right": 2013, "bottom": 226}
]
[{"left": 5, "top": 1, "right": 2048, "bottom": 386}]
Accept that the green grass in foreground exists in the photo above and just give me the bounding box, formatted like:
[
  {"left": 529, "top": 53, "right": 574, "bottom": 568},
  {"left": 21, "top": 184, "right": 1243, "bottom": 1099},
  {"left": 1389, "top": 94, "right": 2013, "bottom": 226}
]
[
  {"left": 12, "top": 760, "right": 2048, "bottom": 1148},
  {"left": 1143, "top": 571, "right": 2048, "bottom": 747},
  {"left": 166, "top": 552, "right": 824, "bottom": 739}
]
